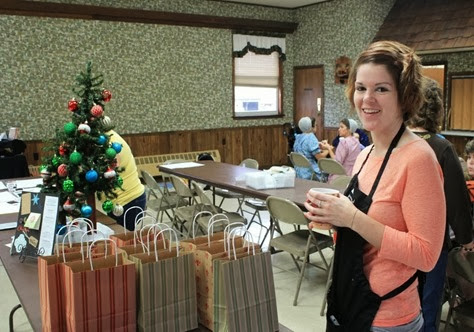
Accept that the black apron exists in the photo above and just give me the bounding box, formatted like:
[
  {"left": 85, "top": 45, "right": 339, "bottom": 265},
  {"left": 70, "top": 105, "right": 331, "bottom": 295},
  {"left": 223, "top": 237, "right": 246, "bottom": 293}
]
[{"left": 326, "top": 124, "right": 421, "bottom": 331}]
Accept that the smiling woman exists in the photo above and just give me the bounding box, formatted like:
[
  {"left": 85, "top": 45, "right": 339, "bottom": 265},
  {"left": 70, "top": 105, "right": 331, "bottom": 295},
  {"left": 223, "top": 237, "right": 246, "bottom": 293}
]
[{"left": 305, "top": 40, "right": 446, "bottom": 331}]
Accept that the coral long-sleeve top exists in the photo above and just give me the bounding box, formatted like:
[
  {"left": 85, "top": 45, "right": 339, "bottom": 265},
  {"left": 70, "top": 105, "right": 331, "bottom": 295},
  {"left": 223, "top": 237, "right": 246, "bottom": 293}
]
[{"left": 353, "top": 138, "right": 446, "bottom": 327}]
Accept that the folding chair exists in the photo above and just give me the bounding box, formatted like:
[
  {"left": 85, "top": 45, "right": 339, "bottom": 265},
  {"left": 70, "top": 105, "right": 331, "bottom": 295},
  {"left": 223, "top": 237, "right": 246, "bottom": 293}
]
[
  {"left": 140, "top": 170, "right": 186, "bottom": 223},
  {"left": 443, "top": 247, "right": 474, "bottom": 331},
  {"left": 168, "top": 174, "right": 203, "bottom": 235},
  {"left": 266, "top": 196, "right": 333, "bottom": 306},
  {"left": 191, "top": 181, "right": 246, "bottom": 236},
  {"left": 289, "top": 152, "right": 318, "bottom": 181}
]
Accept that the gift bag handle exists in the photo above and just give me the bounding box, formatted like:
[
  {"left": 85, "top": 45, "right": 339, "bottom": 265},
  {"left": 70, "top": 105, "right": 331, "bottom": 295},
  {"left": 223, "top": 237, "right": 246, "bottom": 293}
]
[
  {"left": 70, "top": 217, "right": 94, "bottom": 230},
  {"left": 208, "top": 213, "right": 229, "bottom": 235},
  {"left": 153, "top": 228, "right": 179, "bottom": 261},
  {"left": 80, "top": 230, "right": 106, "bottom": 261},
  {"left": 142, "top": 223, "right": 170, "bottom": 252},
  {"left": 56, "top": 224, "right": 82, "bottom": 257},
  {"left": 223, "top": 222, "right": 246, "bottom": 251},
  {"left": 191, "top": 211, "right": 213, "bottom": 239},
  {"left": 60, "top": 229, "right": 87, "bottom": 262},
  {"left": 133, "top": 211, "right": 155, "bottom": 233},
  {"left": 227, "top": 228, "right": 256, "bottom": 260},
  {"left": 123, "top": 206, "right": 144, "bottom": 234},
  {"left": 88, "top": 238, "right": 118, "bottom": 270}
]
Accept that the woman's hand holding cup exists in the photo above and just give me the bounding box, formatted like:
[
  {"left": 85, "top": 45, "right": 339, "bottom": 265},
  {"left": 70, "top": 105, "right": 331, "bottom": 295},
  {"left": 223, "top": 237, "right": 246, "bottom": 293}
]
[{"left": 304, "top": 187, "right": 340, "bottom": 230}]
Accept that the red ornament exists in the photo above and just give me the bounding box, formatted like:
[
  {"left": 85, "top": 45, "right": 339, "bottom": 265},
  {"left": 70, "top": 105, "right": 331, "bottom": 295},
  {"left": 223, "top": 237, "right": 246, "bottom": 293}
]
[
  {"left": 68, "top": 99, "right": 78, "bottom": 112},
  {"left": 57, "top": 164, "right": 68, "bottom": 177},
  {"left": 90, "top": 105, "right": 103, "bottom": 117},
  {"left": 58, "top": 145, "right": 67, "bottom": 156},
  {"left": 102, "top": 89, "right": 112, "bottom": 102},
  {"left": 104, "top": 167, "right": 116, "bottom": 179}
]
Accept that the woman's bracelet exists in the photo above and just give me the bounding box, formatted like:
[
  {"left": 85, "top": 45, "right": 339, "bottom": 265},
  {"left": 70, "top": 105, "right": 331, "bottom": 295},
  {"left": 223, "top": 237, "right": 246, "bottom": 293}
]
[
  {"left": 462, "top": 246, "right": 473, "bottom": 252},
  {"left": 350, "top": 209, "right": 358, "bottom": 229}
]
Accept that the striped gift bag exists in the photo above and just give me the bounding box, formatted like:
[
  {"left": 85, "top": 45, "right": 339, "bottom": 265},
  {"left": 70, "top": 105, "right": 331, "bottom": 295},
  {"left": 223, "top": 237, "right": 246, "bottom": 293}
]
[
  {"left": 129, "top": 246, "right": 198, "bottom": 332},
  {"left": 38, "top": 251, "right": 85, "bottom": 332},
  {"left": 63, "top": 239, "right": 137, "bottom": 332},
  {"left": 213, "top": 251, "right": 279, "bottom": 332}
]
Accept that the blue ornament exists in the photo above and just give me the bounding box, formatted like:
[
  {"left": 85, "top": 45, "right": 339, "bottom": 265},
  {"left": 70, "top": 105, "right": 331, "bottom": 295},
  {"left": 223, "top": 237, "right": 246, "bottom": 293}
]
[
  {"left": 85, "top": 169, "right": 99, "bottom": 183},
  {"left": 111, "top": 142, "right": 122, "bottom": 153},
  {"left": 97, "top": 135, "right": 107, "bottom": 145},
  {"left": 81, "top": 205, "right": 93, "bottom": 218}
]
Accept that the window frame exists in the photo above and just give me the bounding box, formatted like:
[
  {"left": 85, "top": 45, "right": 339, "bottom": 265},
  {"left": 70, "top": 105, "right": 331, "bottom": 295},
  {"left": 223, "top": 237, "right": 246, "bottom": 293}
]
[
  {"left": 446, "top": 71, "right": 474, "bottom": 132},
  {"left": 232, "top": 54, "right": 283, "bottom": 119}
]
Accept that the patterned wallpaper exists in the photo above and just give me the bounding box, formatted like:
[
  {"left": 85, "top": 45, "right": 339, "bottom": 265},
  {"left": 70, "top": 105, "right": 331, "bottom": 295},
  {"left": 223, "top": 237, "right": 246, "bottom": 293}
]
[
  {"left": 1, "top": 0, "right": 473, "bottom": 140},
  {"left": 293, "top": 0, "right": 397, "bottom": 128}
]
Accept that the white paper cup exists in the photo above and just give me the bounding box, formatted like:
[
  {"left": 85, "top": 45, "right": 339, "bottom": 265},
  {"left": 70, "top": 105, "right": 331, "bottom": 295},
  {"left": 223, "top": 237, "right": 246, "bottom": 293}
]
[
  {"left": 308, "top": 187, "right": 339, "bottom": 230},
  {"left": 309, "top": 187, "right": 340, "bottom": 196}
]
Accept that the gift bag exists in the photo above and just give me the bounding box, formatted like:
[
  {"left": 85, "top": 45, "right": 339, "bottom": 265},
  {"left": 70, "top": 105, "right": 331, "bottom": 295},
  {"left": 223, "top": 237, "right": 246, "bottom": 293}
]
[
  {"left": 39, "top": 251, "right": 85, "bottom": 331},
  {"left": 193, "top": 225, "right": 254, "bottom": 330},
  {"left": 63, "top": 239, "right": 136, "bottom": 332},
  {"left": 39, "top": 228, "right": 109, "bottom": 332},
  {"left": 129, "top": 228, "right": 198, "bottom": 332},
  {"left": 181, "top": 214, "right": 245, "bottom": 252},
  {"left": 116, "top": 223, "right": 169, "bottom": 258},
  {"left": 213, "top": 232, "right": 278, "bottom": 332},
  {"left": 109, "top": 212, "right": 161, "bottom": 247}
]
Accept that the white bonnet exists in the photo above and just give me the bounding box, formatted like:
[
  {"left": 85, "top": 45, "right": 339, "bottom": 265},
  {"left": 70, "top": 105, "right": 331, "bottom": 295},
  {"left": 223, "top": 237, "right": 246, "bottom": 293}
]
[
  {"left": 348, "top": 119, "right": 358, "bottom": 133},
  {"left": 298, "top": 117, "right": 312, "bottom": 133}
]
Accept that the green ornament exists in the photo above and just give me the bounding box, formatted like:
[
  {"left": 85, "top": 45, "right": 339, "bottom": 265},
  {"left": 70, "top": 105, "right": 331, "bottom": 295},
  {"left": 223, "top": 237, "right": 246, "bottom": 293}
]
[
  {"left": 64, "top": 122, "right": 77, "bottom": 136},
  {"left": 63, "top": 179, "right": 74, "bottom": 192},
  {"left": 52, "top": 155, "right": 61, "bottom": 167},
  {"left": 40, "top": 164, "right": 48, "bottom": 172},
  {"left": 69, "top": 151, "right": 82, "bottom": 164},
  {"left": 105, "top": 148, "right": 117, "bottom": 159},
  {"left": 115, "top": 176, "right": 123, "bottom": 187},
  {"left": 102, "top": 200, "right": 114, "bottom": 213}
]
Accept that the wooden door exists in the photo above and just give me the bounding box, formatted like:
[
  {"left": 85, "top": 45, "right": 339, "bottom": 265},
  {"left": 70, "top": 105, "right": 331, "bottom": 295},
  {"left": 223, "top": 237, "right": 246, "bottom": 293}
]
[{"left": 293, "top": 66, "right": 324, "bottom": 135}]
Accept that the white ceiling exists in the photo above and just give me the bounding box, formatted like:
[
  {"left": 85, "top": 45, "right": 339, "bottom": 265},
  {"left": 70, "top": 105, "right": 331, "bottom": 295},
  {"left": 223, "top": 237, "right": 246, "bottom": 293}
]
[{"left": 218, "top": 0, "right": 330, "bottom": 9}]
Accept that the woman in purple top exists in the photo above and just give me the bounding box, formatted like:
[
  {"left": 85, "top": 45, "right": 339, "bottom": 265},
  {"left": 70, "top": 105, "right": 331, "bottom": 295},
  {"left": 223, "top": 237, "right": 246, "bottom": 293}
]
[{"left": 320, "top": 118, "right": 363, "bottom": 178}]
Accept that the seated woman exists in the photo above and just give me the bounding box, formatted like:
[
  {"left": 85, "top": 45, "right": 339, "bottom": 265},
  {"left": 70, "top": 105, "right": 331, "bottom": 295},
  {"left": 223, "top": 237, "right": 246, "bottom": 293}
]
[
  {"left": 332, "top": 127, "right": 370, "bottom": 148},
  {"left": 293, "top": 116, "right": 328, "bottom": 180},
  {"left": 320, "top": 118, "right": 363, "bottom": 177}
]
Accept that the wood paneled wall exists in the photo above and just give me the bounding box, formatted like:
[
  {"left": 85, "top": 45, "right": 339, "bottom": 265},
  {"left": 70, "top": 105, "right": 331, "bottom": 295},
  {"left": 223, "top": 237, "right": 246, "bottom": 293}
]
[
  {"left": 21, "top": 125, "right": 471, "bottom": 170},
  {"left": 24, "top": 125, "right": 292, "bottom": 169}
]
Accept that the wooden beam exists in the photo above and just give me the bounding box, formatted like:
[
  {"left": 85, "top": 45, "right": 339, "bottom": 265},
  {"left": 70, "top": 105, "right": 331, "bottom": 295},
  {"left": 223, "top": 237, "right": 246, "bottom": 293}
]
[{"left": 0, "top": 0, "right": 298, "bottom": 33}]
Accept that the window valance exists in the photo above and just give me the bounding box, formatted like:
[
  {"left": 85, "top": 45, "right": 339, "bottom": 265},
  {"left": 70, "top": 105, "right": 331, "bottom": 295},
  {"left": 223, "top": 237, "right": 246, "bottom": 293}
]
[{"left": 232, "top": 34, "right": 286, "bottom": 60}]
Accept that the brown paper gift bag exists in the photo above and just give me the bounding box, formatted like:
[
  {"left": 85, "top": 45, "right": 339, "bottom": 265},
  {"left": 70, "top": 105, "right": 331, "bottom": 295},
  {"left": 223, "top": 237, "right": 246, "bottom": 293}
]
[
  {"left": 38, "top": 250, "right": 87, "bottom": 332},
  {"left": 38, "top": 229, "right": 111, "bottom": 332},
  {"left": 129, "top": 228, "right": 198, "bottom": 331},
  {"left": 213, "top": 250, "right": 279, "bottom": 332},
  {"left": 194, "top": 236, "right": 258, "bottom": 330},
  {"left": 109, "top": 217, "right": 164, "bottom": 247},
  {"left": 115, "top": 223, "right": 169, "bottom": 258},
  {"left": 63, "top": 239, "right": 136, "bottom": 332}
]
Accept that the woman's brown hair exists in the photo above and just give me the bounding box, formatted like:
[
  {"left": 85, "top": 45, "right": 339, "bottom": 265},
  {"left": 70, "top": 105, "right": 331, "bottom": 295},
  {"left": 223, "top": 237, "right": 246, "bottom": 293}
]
[{"left": 346, "top": 40, "right": 425, "bottom": 122}]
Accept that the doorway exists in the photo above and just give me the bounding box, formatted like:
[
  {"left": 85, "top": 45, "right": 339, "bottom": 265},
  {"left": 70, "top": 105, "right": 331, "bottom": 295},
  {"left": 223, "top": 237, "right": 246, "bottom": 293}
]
[{"left": 293, "top": 66, "right": 324, "bottom": 135}]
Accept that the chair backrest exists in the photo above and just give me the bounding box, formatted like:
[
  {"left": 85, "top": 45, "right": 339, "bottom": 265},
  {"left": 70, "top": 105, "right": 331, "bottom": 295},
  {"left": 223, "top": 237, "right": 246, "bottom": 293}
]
[
  {"left": 289, "top": 152, "right": 312, "bottom": 169},
  {"left": 191, "top": 181, "right": 218, "bottom": 213},
  {"left": 329, "top": 175, "right": 352, "bottom": 191},
  {"left": 318, "top": 158, "right": 347, "bottom": 176},
  {"left": 141, "top": 169, "right": 160, "bottom": 191},
  {"left": 169, "top": 174, "right": 194, "bottom": 199},
  {"left": 289, "top": 152, "right": 317, "bottom": 180},
  {"left": 266, "top": 196, "right": 309, "bottom": 226},
  {"left": 240, "top": 158, "right": 259, "bottom": 169}
]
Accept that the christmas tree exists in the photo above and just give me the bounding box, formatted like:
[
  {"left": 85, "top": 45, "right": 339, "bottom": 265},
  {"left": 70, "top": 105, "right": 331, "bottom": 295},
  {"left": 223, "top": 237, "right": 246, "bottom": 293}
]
[{"left": 40, "top": 62, "right": 124, "bottom": 224}]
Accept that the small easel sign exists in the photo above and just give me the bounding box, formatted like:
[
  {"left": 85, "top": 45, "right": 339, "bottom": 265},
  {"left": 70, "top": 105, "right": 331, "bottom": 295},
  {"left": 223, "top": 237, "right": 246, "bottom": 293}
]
[{"left": 11, "top": 192, "right": 59, "bottom": 260}]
